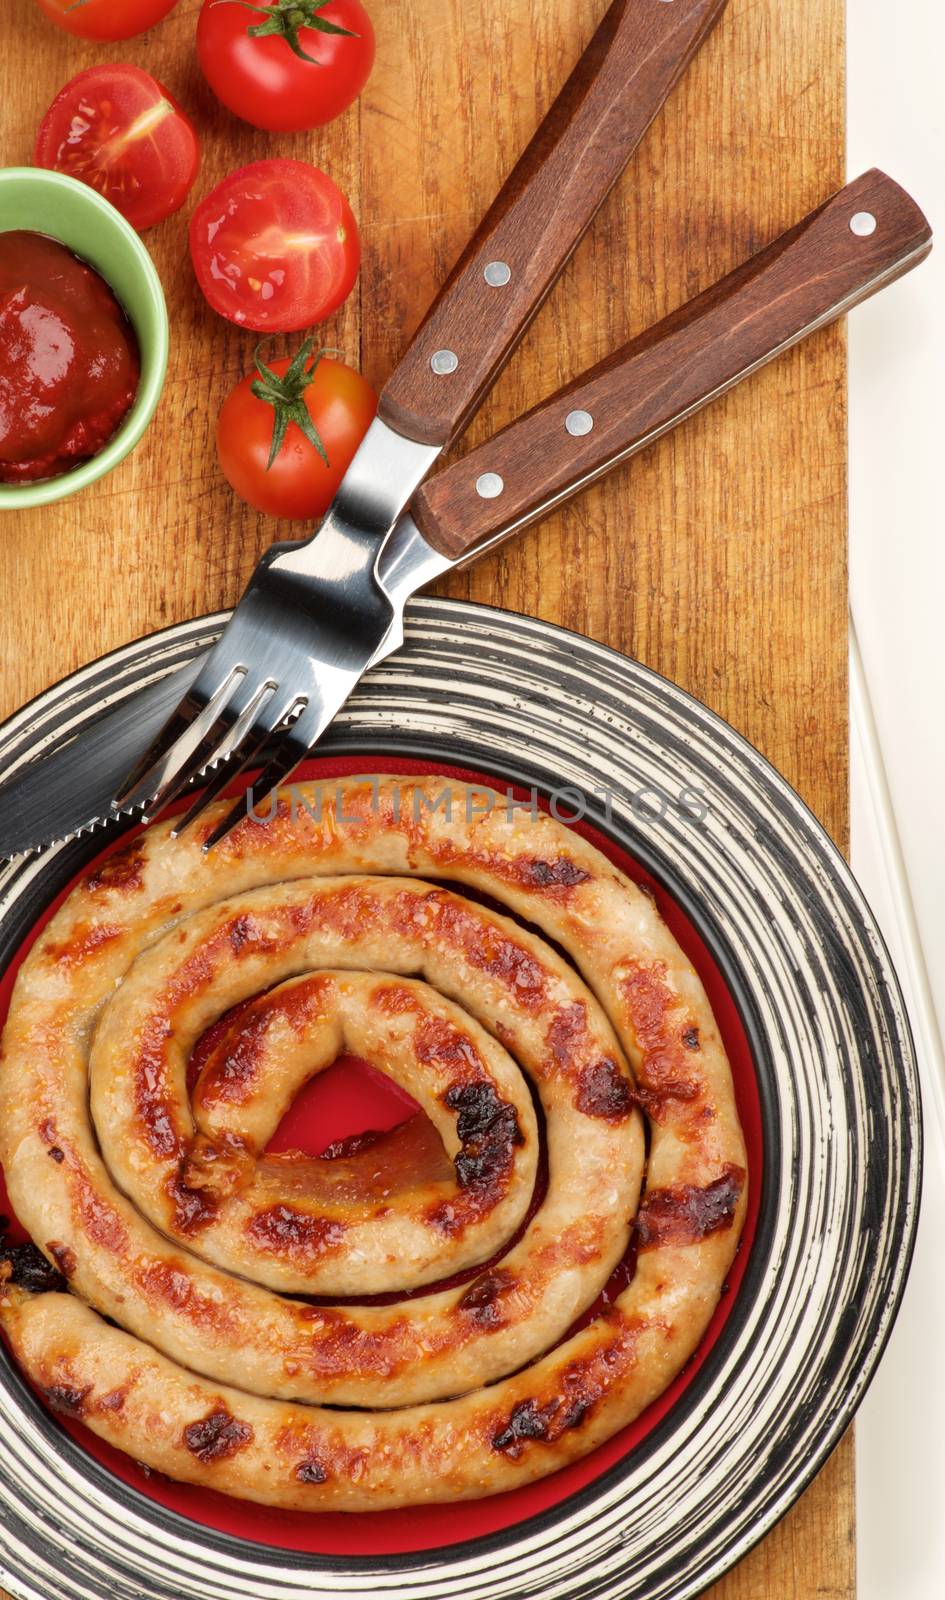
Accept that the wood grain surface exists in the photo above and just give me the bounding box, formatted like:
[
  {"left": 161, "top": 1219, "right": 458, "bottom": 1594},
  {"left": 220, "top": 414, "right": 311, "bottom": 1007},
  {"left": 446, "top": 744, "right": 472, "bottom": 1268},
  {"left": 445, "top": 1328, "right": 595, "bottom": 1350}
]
[{"left": 0, "top": 0, "right": 852, "bottom": 1596}]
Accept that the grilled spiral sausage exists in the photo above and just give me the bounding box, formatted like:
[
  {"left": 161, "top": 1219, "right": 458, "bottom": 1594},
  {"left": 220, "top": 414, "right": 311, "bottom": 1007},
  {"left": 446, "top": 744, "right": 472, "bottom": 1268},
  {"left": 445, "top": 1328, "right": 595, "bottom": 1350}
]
[
  {"left": 0, "top": 775, "right": 747, "bottom": 1506},
  {"left": 95, "top": 967, "right": 543, "bottom": 1295}
]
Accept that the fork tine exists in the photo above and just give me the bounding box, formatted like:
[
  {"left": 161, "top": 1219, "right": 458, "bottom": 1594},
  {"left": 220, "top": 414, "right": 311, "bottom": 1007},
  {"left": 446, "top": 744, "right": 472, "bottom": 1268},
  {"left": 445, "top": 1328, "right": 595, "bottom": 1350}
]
[
  {"left": 170, "top": 720, "right": 277, "bottom": 838},
  {"left": 144, "top": 679, "right": 278, "bottom": 819},
  {"left": 114, "top": 666, "right": 246, "bottom": 811},
  {"left": 200, "top": 718, "right": 314, "bottom": 852}
]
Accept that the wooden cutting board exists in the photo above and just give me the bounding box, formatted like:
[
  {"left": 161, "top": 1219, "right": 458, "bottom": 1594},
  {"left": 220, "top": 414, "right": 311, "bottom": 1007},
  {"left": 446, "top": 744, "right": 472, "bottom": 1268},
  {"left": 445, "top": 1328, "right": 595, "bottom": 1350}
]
[{"left": 0, "top": 0, "right": 851, "bottom": 1594}]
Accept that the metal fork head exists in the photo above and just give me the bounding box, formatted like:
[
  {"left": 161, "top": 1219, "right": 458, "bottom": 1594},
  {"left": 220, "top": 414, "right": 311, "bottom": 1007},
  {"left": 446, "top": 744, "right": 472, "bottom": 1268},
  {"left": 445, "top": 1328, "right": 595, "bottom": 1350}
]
[
  {"left": 117, "top": 531, "right": 394, "bottom": 823},
  {"left": 171, "top": 513, "right": 458, "bottom": 845},
  {"left": 113, "top": 420, "right": 440, "bottom": 833}
]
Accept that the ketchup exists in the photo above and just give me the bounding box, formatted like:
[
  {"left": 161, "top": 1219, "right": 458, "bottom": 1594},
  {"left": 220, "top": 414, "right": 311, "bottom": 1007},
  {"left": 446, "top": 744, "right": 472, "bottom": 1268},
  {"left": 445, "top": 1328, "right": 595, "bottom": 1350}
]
[{"left": 0, "top": 230, "right": 140, "bottom": 485}]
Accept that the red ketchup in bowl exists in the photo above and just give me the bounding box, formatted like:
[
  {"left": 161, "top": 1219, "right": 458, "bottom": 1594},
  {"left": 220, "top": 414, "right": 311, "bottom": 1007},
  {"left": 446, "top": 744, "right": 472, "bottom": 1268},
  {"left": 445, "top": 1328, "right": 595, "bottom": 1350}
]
[{"left": 0, "top": 230, "right": 140, "bottom": 485}]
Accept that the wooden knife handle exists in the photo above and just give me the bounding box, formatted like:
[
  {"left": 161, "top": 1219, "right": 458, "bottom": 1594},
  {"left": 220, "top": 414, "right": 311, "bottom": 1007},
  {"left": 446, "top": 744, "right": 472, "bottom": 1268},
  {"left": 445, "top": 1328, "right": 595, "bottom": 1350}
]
[
  {"left": 377, "top": 0, "right": 728, "bottom": 448},
  {"left": 411, "top": 170, "right": 932, "bottom": 561}
]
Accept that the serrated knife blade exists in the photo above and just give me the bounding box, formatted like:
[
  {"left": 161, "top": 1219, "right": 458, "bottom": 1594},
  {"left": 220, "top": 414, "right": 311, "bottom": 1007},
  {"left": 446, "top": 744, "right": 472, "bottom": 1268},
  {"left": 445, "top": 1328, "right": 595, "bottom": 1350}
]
[
  {"left": 0, "top": 662, "right": 202, "bottom": 857},
  {"left": 0, "top": 517, "right": 452, "bottom": 859}
]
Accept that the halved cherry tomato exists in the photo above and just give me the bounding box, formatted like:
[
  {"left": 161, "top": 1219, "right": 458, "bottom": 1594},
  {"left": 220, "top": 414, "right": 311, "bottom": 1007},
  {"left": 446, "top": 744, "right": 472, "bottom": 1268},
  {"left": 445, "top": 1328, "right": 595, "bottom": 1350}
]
[
  {"left": 34, "top": 0, "right": 180, "bottom": 41},
  {"left": 196, "top": 0, "right": 375, "bottom": 133},
  {"left": 216, "top": 339, "right": 377, "bottom": 520},
  {"left": 189, "top": 159, "right": 359, "bottom": 333},
  {"left": 35, "top": 66, "right": 200, "bottom": 232}
]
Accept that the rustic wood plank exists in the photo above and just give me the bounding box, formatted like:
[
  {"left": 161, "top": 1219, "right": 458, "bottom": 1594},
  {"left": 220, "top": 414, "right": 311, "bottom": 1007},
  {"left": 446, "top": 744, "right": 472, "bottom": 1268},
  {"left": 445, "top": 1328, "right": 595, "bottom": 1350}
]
[
  {"left": 703, "top": 1430, "right": 856, "bottom": 1600},
  {"left": 365, "top": 0, "right": 849, "bottom": 846},
  {"left": 361, "top": 5, "right": 852, "bottom": 1591},
  {"left": 0, "top": 1, "right": 851, "bottom": 1595}
]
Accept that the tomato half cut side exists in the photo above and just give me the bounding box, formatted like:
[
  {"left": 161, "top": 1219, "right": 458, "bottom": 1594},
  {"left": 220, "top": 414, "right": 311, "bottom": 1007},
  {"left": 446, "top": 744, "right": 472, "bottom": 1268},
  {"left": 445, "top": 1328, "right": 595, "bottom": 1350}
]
[
  {"left": 189, "top": 159, "right": 360, "bottom": 333},
  {"left": 33, "top": 1, "right": 181, "bottom": 43},
  {"left": 35, "top": 65, "right": 200, "bottom": 232}
]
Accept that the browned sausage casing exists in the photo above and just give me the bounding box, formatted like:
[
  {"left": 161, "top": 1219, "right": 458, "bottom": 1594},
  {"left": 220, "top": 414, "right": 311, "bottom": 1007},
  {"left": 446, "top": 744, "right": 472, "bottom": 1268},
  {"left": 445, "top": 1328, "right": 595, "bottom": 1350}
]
[{"left": 0, "top": 776, "right": 746, "bottom": 1507}]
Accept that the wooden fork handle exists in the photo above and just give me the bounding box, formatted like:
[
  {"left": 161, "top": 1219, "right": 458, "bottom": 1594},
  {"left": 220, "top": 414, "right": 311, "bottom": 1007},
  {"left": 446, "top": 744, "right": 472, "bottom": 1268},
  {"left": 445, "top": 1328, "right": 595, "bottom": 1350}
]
[
  {"left": 377, "top": 0, "right": 728, "bottom": 448},
  {"left": 411, "top": 169, "right": 932, "bottom": 562}
]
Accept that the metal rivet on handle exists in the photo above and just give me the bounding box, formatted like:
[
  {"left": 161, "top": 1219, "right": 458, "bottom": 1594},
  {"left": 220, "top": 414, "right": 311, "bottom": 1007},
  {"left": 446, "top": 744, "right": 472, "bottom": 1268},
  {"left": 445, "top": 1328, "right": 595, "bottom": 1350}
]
[
  {"left": 431, "top": 349, "right": 459, "bottom": 375},
  {"left": 850, "top": 212, "right": 877, "bottom": 237},
  {"left": 565, "top": 410, "right": 594, "bottom": 438},
  {"left": 484, "top": 261, "right": 512, "bottom": 287},
  {"left": 476, "top": 473, "right": 505, "bottom": 500}
]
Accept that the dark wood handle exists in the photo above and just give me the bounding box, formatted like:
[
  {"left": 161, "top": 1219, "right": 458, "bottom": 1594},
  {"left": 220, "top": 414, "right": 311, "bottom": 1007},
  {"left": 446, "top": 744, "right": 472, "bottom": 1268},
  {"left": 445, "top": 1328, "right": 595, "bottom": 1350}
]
[
  {"left": 412, "top": 169, "right": 932, "bottom": 561},
  {"left": 377, "top": 0, "right": 728, "bottom": 448}
]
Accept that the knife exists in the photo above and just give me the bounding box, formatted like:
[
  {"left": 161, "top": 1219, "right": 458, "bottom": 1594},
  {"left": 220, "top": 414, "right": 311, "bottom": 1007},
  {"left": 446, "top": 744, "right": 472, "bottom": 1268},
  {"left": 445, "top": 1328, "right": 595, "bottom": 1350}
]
[
  {"left": 0, "top": 169, "right": 931, "bottom": 857},
  {"left": 108, "top": 0, "right": 729, "bottom": 846}
]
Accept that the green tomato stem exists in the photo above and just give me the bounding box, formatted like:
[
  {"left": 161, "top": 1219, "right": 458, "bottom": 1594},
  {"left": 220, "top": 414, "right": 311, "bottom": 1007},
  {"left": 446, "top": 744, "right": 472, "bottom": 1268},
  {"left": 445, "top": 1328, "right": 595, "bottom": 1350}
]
[
  {"left": 250, "top": 339, "right": 338, "bottom": 472},
  {"left": 211, "top": 0, "right": 358, "bottom": 67}
]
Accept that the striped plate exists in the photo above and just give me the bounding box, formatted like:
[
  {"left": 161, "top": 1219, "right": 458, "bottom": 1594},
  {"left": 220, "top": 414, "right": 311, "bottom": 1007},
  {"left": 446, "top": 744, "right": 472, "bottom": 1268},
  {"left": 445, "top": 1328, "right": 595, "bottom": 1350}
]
[{"left": 0, "top": 599, "right": 920, "bottom": 1600}]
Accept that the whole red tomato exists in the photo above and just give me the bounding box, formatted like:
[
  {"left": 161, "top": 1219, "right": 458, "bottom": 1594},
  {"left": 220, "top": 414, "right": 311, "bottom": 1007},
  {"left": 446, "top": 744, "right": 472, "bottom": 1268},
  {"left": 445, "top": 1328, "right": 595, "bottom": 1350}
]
[
  {"left": 34, "top": 0, "right": 180, "bottom": 40},
  {"left": 197, "top": 0, "right": 375, "bottom": 132},
  {"left": 189, "top": 159, "right": 359, "bottom": 332},
  {"left": 217, "top": 340, "right": 377, "bottom": 519},
  {"left": 35, "top": 66, "right": 200, "bottom": 232}
]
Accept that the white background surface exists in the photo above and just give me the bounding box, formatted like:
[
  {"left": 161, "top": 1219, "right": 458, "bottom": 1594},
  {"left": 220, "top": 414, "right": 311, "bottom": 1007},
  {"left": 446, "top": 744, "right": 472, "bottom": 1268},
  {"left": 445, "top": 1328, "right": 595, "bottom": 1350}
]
[{"left": 848, "top": 2, "right": 945, "bottom": 1596}]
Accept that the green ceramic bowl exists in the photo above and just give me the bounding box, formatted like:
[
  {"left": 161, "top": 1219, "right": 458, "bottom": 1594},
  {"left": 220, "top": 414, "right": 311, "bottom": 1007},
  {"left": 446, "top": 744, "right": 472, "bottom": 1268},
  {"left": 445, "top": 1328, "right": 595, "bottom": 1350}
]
[{"left": 0, "top": 167, "right": 169, "bottom": 510}]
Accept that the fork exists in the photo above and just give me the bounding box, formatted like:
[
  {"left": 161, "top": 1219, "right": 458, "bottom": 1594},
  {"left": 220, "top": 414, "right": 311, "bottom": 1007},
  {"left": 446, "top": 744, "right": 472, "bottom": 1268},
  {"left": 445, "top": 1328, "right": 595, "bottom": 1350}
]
[
  {"left": 110, "top": 0, "right": 730, "bottom": 844},
  {"left": 113, "top": 420, "right": 437, "bottom": 829}
]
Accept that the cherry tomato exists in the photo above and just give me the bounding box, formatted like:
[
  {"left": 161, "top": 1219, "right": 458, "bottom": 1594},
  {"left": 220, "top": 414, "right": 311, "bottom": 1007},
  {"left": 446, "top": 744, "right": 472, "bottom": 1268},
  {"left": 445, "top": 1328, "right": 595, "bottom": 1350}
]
[
  {"left": 189, "top": 159, "right": 359, "bottom": 333},
  {"left": 35, "top": 66, "right": 200, "bottom": 232},
  {"left": 34, "top": 0, "right": 180, "bottom": 40},
  {"left": 196, "top": 0, "right": 375, "bottom": 133},
  {"left": 217, "top": 339, "right": 377, "bottom": 520}
]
